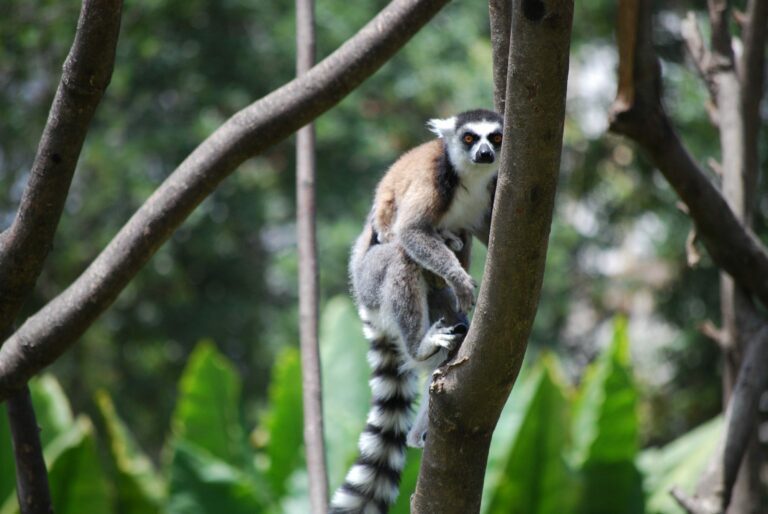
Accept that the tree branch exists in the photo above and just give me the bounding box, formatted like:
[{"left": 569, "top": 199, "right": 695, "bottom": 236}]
[
  {"left": 0, "top": 0, "right": 451, "bottom": 402},
  {"left": 608, "top": 0, "right": 768, "bottom": 313},
  {"left": 0, "top": 0, "right": 122, "bottom": 332},
  {"left": 738, "top": 0, "right": 767, "bottom": 224},
  {"left": 411, "top": 1, "right": 573, "bottom": 512},
  {"left": 295, "top": 0, "right": 329, "bottom": 510},
  {"left": 0, "top": 2, "right": 122, "bottom": 512},
  {"left": 488, "top": 0, "right": 512, "bottom": 114},
  {"left": 6, "top": 386, "right": 53, "bottom": 514},
  {"left": 672, "top": 323, "right": 768, "bottom": 514},
  {"left": 611, "top": 1, "right": 768, "bottom": 511}
]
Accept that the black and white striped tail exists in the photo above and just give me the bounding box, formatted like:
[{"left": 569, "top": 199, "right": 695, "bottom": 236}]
[{"left": 329, "top": 335, "right": 418, "bottom": 514}]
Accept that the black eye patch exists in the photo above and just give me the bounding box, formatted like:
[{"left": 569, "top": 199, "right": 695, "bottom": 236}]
[
  {"left": 462, "top": 132, "right": 477, "bottom": 146},
  {"left": 489, "top": 132, "right": 503, "bottom": 146}
]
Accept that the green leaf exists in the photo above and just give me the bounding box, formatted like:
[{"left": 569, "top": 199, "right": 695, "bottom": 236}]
[
  {"left": 29, "top": 375, "right": 74, "bottom": 449},
  {"left": 261, "top": 347, "right": 304, "bottom": 497},
  {"left": 480, "top": 365, "right": 537, "bottom": 512},
  {"left": 571, "top": 316, "right": 643, "bottom": 514},
  {"left": 171, "top": 341, "right": 246, "bottom": 468},
  {"left": 166, "top": 441, "right": 266, "bottom": 514},
  {"left": 46, "top": 417, "right": 111, "bottom": 514},
  {"left": 321, "top": 296, "right": 371, "bottom": 491},
  {"left": 485, "top": 356, "right": 574, "bottom": 514},
  {"left": 95, "top": 390, "right": 164, "bottom": 514},
  {"left": 638, "top": 416, "right": 723, "bottom": 514}
]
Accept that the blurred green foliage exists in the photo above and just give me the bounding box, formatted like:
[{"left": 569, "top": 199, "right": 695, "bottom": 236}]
[
  {"left": 2, "top": 0, "right": 766, "bottom": 509},
  {"left": 0, "top": 300, "right": 723, "bottom": 512}
]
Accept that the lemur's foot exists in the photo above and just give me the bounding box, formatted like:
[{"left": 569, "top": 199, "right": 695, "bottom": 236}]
[{"left": 426, "top": 319, "right": 465, "bottom": 354}]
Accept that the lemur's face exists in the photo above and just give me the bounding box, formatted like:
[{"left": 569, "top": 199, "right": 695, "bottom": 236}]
[
  {"left": 457, "top": 120, "right": 503, "bottom": 164},
  {"left": 427, "top": 109, "right": 504, "bottom": 174}
]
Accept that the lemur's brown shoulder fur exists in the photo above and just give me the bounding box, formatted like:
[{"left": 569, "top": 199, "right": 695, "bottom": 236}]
[{"left": 372, "top": 139, "right": 453, "bottom": 242}]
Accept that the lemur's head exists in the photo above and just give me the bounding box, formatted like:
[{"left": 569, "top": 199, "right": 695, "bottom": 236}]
[{"left": 427, "top": 109, "right": 503, "bottom": 174}]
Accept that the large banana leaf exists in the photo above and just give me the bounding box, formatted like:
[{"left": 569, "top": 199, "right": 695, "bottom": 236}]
[
  {"left": 638, "top": 416, "right": 722, "bottom": 514},
  {"left": 166, "top": 441, "right": 267, "bottom": 514},
  {"left": 95, "top": 390, "right": 164, "bottom": 514},
  {"left": 261, "top": 346, "right": 304, "bottom": 498},
  {"left": 571, "top": 316, "right": 643, "bottom": 514},
  {"left": 171, "top": 341, "right": 246, "bottom": 468},
  {"left": 320, "top": 296, "right": 371, "bottom": 491},
  {"left": 484, "top": 357, "right": 574, "bottom": 514}
]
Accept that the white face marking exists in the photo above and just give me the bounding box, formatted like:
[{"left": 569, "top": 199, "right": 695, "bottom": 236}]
[{"left": 455, "top": 120, "right": 503, "bottom": 169}]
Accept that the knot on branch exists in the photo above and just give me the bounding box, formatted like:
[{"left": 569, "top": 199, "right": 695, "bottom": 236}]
[{"left": 523, "top": 0, "right": 546, "bottom": 21}]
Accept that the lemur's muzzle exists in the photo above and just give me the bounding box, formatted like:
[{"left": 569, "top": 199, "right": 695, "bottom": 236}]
[{"left": 474, "top": 143, "right": 495, "bottom": 164}]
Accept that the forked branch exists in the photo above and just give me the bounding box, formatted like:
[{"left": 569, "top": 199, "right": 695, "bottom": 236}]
[{"left": 0, "top": 0, "right": 451, "bottom": 401}]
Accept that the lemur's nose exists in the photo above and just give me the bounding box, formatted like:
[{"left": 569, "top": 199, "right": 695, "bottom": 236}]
[{"left": 475, "top": 145, "right": 494, "bottom": 164}]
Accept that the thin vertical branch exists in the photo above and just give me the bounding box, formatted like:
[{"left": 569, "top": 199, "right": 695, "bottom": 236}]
[
  {"left": 6, "top": 385, "right": 52, "bottom": 514},
  {"left": 295, "top": 0, "right": 329, "bottom": 511}
]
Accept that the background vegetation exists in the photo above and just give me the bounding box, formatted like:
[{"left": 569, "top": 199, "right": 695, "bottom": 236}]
[{"left": 0, "top": 0, "right": 763, "bottom": 511}]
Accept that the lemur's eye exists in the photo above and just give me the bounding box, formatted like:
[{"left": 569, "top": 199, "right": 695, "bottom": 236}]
[
  {"left": 462, "top": 133, "right": 475, "bottom": 145},
  {"left": 490, "top": 133, "right": 503, "bottom": 145}
]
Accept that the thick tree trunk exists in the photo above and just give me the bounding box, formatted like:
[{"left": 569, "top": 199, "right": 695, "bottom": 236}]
[{"left": 411, "top": 1, "right": 574, "bottom": 512}]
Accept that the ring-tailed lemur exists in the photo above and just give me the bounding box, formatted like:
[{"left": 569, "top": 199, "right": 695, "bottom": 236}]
[{"left": 329, "top": 109, "right": 502, "bottom": 514}]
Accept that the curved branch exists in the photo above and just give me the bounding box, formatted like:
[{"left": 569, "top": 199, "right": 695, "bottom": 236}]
[
  {"left": 609, "top": 1, "right": 768, "bottom": 312},
  {"left": 411, "top": 1, "right": 574, "bottom": 512},
  {"left": 0, "top": 0, "right": 451, "bottom": 402}
]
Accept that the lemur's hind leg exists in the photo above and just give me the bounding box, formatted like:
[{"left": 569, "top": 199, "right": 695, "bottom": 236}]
[
  {"left": 383, "top": 255, "right": 464, "bottom": 363},
  {"left": 407, "top": 282, "right": 469, "bottom": 448}
]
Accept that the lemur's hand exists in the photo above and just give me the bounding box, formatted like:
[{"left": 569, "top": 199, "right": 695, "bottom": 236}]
[
  {"left": 449, "top": 270, "right": 476, "bottom": 313},
  {"left": 440, "top": 230, "right": 464, "bottom": 252}
]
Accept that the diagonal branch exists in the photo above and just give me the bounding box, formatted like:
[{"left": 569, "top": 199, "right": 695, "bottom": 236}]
[
  {"left": 411, "top": 1, "right": 574, "bottom": 512},
  {"left": 610, "top": 1, "right": 768, "bottom": 511},
  {"left": 609, "top": 0, "right": 768, "bottom": 313},
  {"left": 0, "top": 0, "right": 122, "bottom": 332},
  {"left": 0, "top": 0, "right": 451, "bottom": 402}
]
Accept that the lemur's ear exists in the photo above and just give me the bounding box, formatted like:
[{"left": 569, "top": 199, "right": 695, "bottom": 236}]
[{"left": 426, "top": 116, "right": 456, "bottom": 138}]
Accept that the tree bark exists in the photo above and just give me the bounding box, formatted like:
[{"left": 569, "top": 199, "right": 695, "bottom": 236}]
[
  {"left": 0, "top": 1, "right": 122, "bottom": 512},
  {"left": 6, "top": 385, "right": 53, "bottom": 514},
  {"left": 295, "top": 0, "right": 329, "bottom": 510},
  {"left": 0, "top": 0, "right": 451, "bottom": 402},
  {"left": 411, "top": 1, "right": 574, "bottom": 512}
]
